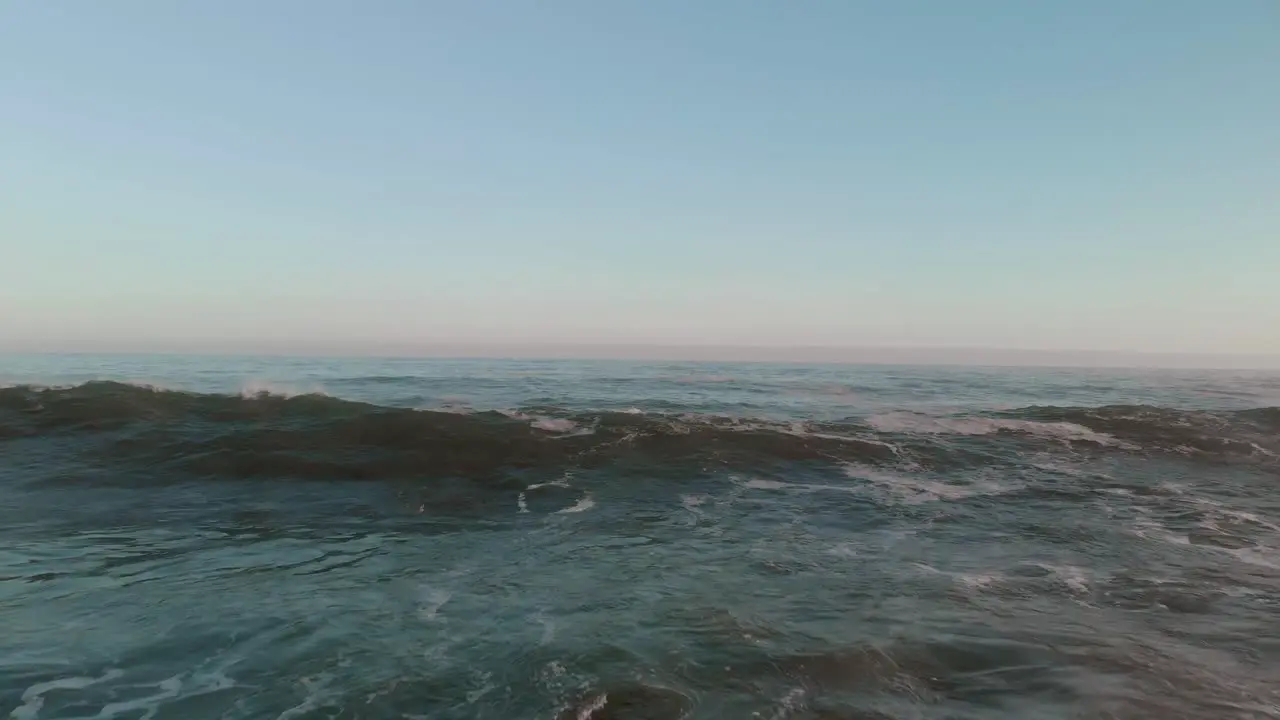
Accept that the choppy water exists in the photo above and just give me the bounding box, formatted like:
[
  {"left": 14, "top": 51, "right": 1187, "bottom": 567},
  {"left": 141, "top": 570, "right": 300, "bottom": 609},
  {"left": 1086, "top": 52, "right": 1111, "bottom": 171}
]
[{"left": 2, "top": 355, "right": 1279, "bottom": 719}]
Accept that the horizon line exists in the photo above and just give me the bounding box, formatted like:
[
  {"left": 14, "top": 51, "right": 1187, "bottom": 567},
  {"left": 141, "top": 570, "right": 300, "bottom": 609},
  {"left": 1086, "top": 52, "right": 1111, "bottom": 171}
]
[{"left": 3, "top": 342, "right": 1280, "bottom": 370}]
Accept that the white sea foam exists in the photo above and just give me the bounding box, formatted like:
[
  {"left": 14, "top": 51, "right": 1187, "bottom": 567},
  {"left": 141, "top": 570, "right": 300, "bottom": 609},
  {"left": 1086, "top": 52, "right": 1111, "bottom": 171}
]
[
  {"left": 914, "top": 563, "right": 1003, "bottom": 590},
  {"left": 826, "top": 542, "right": 859, "bottom": 558},
  {"left": 1029, "top": 455, "right": 1113, "bottom": 480},
  {"left": 520, "top": 476, "right": 578, "bottom": 513},
  {"left": 277, "top": 672, "right": 338, "bottom": 720},
  {"left": 781, "top": 424, "right": 906, "bottom": 456},
  {"left": 767, "top": 687, "right": 809, "bottom": 720},
  {"left": 418, "top": 587, "right": 453, "bottom": 621},
  {"left": 1190, "top": 497, "right": 1280, "bottom": 532},
  {"left": 847, "top": 466, "right": 971, "bottom": 503},
  {"left": 1047, "top": 564, "right": 1091, "bottom": 595},
  {"left": 1131, "top": 518, "right": 1191, "bottom": 546},
  {"left": 1247, "top": 442, "right": 1277, "bottom": 458},
  {"left": 507, "top": 412, "right": 592, "bottom": 436},
  {"left": 574, "top": 693, "right": 609, "bottom": 719},
  {"left": 533, "top": 610, "right": 556, "bottom": 645},
  {"left": 12, "top": 670, "right": 125, "bottom": 720},
  {"left": 464, "top": 671, "right": 496, "bottom": 705},
  {"left": 957, "top": 572, "right": 1003, "bottom": 590},
  {"left": 239, "top": 379, "right": 326, "bottom": 399},
  {"left": 530, "top": 417, "right": 583, "bottom": 434},
  {"left": 94, "top": 674, "right": 184, "bottom": 720},
  {"left": 527, "top": 478, "right": 572, "bottom": 491},
  {"left": 1228, "top": 546, "right": 1280, "bottom": 570},
  {"left": 739, "top": 472, "right": 951, "bottom": 501},
  {"left": 121, "top": 379, "right": 178, "bottom": 392},
  {"left": 1132, "top": 490, "right": 1280, "bottom": 573},
  {"left": 431, "top": 404, "right": 475, "bottom": 415},
  {"left": 1131, "top": 515, "right": 1280, "bottom": 569},
  {"left": 557, "top": 494, "right": 596, "bottom": 514},
  {"left": 843, "top": 464, "right": 1012, "bottom": 504},
  {"left": 742, "top": 478, "right": 789, "bottom": 490},
  {"left": 741, "top": 474, "right": 910, "bottom": 503},
  {"left": 680, "top": 494, "right": 708, "bottom": 509},
  {"left": 922, "top": 562, "right": 1090, "bottom": 596},
  {"left": 2, "top": 381, "right": 66, "bottom": 391},
  {"left": 866, "top": 411, "right": 1133, "bottom": 447}
]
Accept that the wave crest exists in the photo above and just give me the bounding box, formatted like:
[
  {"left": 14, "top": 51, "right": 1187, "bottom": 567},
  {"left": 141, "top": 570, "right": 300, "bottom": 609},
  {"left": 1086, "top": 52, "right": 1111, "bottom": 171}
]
[{"left": 1, "top": 384, "right": 1275, "bottom": 485}]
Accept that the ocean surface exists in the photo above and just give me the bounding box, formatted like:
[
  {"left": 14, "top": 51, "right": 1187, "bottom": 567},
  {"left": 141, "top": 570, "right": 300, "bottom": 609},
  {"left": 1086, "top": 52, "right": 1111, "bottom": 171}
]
[{"left": 2, "top": 355, "right": 1279, "bottom": 720}]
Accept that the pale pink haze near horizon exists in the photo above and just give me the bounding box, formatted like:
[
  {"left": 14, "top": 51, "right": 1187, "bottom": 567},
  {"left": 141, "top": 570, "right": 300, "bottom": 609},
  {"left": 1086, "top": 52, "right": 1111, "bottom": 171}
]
[{"left": 2, "top": 340, "right": 1279, "bottom": 371}]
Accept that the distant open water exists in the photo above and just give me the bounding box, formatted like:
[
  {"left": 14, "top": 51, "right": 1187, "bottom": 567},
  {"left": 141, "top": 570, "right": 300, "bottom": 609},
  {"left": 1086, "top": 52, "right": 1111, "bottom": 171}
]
[{"left": 2, "top": 355, "right": 1279, "bottom": 719}]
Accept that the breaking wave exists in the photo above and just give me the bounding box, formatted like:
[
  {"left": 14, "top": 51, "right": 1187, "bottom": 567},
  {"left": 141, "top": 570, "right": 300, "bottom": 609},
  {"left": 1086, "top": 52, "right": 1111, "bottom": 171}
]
[{"left": 1, "top": 383, "right": 1276, "bottom": 487}]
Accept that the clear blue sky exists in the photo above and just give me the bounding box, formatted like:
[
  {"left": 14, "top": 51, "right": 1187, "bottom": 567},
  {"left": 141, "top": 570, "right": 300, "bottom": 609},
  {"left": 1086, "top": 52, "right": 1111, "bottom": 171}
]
[{"left": 2, "top": 1, "right": 1277, "bottom": 357}]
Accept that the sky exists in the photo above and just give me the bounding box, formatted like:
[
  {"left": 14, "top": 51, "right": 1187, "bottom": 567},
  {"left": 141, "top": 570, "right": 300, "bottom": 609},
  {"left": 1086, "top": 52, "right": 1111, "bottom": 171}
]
[{"left": 2, "top": 1, "right": 1278, "bottom": 360}]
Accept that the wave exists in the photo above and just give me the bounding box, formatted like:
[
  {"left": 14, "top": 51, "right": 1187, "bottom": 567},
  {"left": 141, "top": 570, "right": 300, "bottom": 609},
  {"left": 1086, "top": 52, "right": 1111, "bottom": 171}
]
[
  {"left": 1006, "top": 404, "right": 1279, "bottom": 461},
  {"left": 0, "top": 382, "right": 899, "bottom": 485},
  {"left": 1, "top": 384, "right": 1276, "bottom": 486}
]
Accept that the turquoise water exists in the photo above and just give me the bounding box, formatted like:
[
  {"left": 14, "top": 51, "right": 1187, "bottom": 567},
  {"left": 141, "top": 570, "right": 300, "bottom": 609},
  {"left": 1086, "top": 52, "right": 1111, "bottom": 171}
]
[{"left": 2, "top": 356, "right": 1278, "bottom": 719}]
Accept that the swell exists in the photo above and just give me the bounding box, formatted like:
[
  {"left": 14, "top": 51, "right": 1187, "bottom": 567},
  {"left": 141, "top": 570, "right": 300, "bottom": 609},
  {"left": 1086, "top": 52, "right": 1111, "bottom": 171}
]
[{"left": 1, "top": 384, "right": 1276, "bottom": 487}]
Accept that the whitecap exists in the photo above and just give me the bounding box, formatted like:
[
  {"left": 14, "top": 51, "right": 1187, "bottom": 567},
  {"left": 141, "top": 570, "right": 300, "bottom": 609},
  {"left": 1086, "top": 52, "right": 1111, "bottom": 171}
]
[
  {"left": 527, "top": 478, "right": 572, "bottom": 491},
  {"left": 573, "top": 693, "right": 609, "bottom": 720},
  {"left": 557, "top": 494, "right": 596, "bottom": 514},
  {"left": 531, "top": 417, "right": 581, "bottom": 434},
  {"left": 865, "top": 411, "right": 1133, "bottom": 448}
]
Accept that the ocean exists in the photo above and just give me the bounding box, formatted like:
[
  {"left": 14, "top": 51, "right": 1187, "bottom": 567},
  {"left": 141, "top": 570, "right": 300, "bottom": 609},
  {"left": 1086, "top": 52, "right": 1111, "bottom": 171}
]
[{"left": 2, "top": 354, "right": 1278, "bottom": 719}]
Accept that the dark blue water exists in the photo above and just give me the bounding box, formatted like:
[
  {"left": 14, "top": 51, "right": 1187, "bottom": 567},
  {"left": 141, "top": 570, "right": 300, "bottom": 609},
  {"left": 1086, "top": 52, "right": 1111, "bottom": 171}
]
[{"left": 3, "top": 356, "right": 1279, "bottom": 719}]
